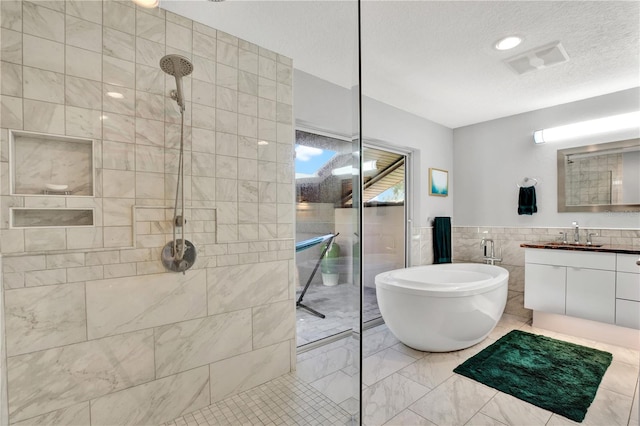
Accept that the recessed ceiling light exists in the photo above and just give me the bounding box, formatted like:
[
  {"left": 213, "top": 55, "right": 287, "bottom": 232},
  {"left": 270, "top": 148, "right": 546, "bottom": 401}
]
[
  {"left": 106, "top": 92, "right": 124, "bottom": 99},
  {"left": 494, "top": 36, "right": 523, "bottom": 51},
  {"left": 131, "top": 0, "right": 159, "bottom": 8},
  {"left": 258, "top": 140, "right": 269, "bottom": 146}
]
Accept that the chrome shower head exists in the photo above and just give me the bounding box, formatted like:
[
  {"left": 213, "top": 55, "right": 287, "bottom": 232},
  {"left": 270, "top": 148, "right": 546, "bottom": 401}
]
[{"left": 159, "top": 54, "right": 193, "bottom": 112}]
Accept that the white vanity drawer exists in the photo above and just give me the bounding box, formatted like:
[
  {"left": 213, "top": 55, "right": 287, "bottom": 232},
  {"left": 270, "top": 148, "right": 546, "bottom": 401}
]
[
  {"left": 617, "top": 254, "right": 640, "bottom": 273},
  {"left": 525, "top": 249, "right": 616, "bottom": 270},
  {"left": 617, "top": 272, "right": 640, "bottom": 301},
  {"left": 616, "top": 299, "right": 640, "bottom": 329}
]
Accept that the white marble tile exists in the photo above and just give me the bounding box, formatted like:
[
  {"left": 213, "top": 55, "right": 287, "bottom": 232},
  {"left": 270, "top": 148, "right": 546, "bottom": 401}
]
[
  {"left": 166, "top": 22, "right": 192, "bottom": 52},
  {"left": 1, "top": 1, "right": 22, "bottom": 31},
  {"left": 465, "top": 412, "right": 508, "bottom": 425},
  {"left": 24, "top": 228, "right": 66, "bottom": 252},
  {"left": 11, "top": 401, "right": 90, "bottom": 426},
  {"left": 103, "top": 55, "right": 135, "bottom": 88},
  {"left": 192, "top": 55, "right": 216, "bottom": 84},
  {"left": 22, "top": 67, "right": 63, "bottom": 103},
  {"left": 217, "top": 40, "right": 238, "bottom": 68},
  {"left": 295, "top": 346, "right": 354, "bottom": 383},
  {"left": 600, "top": 360, "right": 639, "bottom": 397},
  {"left": 193, "top": 31, "right": 216, "bottom": 59},
  {"left": 1, "top": 61, "right": 22, "bottom": 97},
  {"left": 239, "top": 49, "right": 258, "bottom": 74},
  {"left": 209, "top": 341, "right": 290, "bottom": 402},
  {"left": 277, "top": 82, "right": 293, "bottom": 105},
  {"left": 409, "top": 375, "right": 497, "bottom": 426},
  {"left": 102, "top": 169, "right": 135, "bottom": 198},
  {"left": 136, "top": 63, "right": 164, "bottom": 95},
  {"left": 66, "top": 15, "right": 101, "bottom": 53},
  {"left": 630, "top": 380, "right": 639, "bottom": 426},
  {"left": 136, "top": 9, "right": 164, "bottom": 43},
  {"left": 155, "top": 309, "right": 252, "bottom": 378},
  {"left": 480, "top": 392, "right": 552, "bottom": 426},
  {"left": 239, "top": 70, "right": 258, "bottom": 96},
  {"left": 103, "top": 84, "right": 134, "bottom": 115},
  {"left": 65, "top": 75, "right": 102, "bottom": 109},
  {"left": 238, "top": 113, "right": 258, "bottom": 138},
  {"left": 23, "top": 1, "right": 64, "bottom": 43},
  {"left": 257, "top": 181, "right": 276, "bottom": 202},
  {"left": 1, "top": 95, "right": 22, "bottom": 128},
  {"left": 277, "top": 61, "right": 293, "bottom": 85},
  {"left": 67, "top": 0, "right": 102, "bottom": 24},
  {"left": 192, "top": 78, "right": 215, "bottom": 108},
  {"left": 65, "top": 106, "right": 102, "bottom": 138},
  {"left": 66, "top": 265, "right": 103, "bottom": 283},
  {"left": 310, "top": 370, "right": 356, "bottom": 404},
  {"left": 135, "top": 171, "right": 164, "bottom": 199},
  {"left": 258, "top": 55, "right": 276, "bottom": 80},
  {"left": 252, "top": 299, "right": 295, "bottom": 349},
  {"left": 136, "top": 144, "right": 165, "bottom": 173},
  {"left": 207, "top": 260, "right": 288, "bottom": 314},
  {"left": 398, "top": 340, "right": 492, "bottom": 389},
  {"left": 86, "top": 269, "right": 207, "bottom": 339},
  {"left": 90, "top": 365, "right": 209, "bottom": 426},
  {"left": 217, "top": 63, "right": 238, "bottom": 90},
  {"left": 391, "top": 343, "right": 428, "bottom": 359},
  {"left": 136, "top": 91, "right": 165, "bottom": 120},
  {"left": 580, "top": 386, "right": 633, "bottom": 426},
  {"left": 136, "top": 117, "right": 164, "bottom": 146},
  {"left": 383, "top": 409, "right": 436, "bottom": 426},
  {"left": 363, "top": 373, "right": 429, "bottom": 426},
  {"left": 7, "top": 330, "right": 154, "bottom": 423},
  {"left": 103, "top": 0, "right": 135, "bottom": 34},
  {"left": 215, "top": 178, "right": 237, "bottom": 202},
  {"left": 363, "top": 348, "right": 417, "bottom": 387},
  {"left": 5, "top": 283, "right": 86, "bottom": 356},
  {"left": 103, "top": 27, "right": 135, "bottom": 62},
  {"left": 66, "top": 46, "right": 102, "bottom": 81},
  {"left": 45, "top": 253, "right": 84, "bottom": 269},
  {"left": 593, "top": 341, "right": 640, "bottom": 366},
  {"left": 103, "top": 141, "right": 135, "bottom": 170},
  {"left": 23, "top": 34, "right": 63, "bottom": 72},
  {"left": 258, "top": 76, "right": 276, "bottom": 101},
  {"left": 66, "top": 227, "right": 103, "bottom": 250},
  {"left": 191, "top": 103, "right": 215, "bottom": 130},
  {"left": 24, "top": 268, "right": 66, "bottom": 287}
]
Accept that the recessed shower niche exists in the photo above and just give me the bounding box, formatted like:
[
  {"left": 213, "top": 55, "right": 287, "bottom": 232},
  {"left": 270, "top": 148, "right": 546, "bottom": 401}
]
[{"left": 9, "top": 130, "right": 95, "bottom": 197}]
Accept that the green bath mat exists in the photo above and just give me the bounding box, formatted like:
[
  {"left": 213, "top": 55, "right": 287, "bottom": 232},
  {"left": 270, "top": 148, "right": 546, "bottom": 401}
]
[{"left": 453, "top": 330, "right": 612, "bottom": 422}]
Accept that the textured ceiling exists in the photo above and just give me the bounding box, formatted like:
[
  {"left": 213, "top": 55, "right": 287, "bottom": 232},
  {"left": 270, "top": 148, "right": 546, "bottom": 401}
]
[{"left": 162, "top": 1, "right": 640, "bottom": 128}]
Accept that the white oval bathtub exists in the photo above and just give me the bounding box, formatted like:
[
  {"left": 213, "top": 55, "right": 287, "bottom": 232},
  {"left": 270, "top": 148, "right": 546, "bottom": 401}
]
[{"left": 375, "top": 263, "right": 508, "bottom": 352}]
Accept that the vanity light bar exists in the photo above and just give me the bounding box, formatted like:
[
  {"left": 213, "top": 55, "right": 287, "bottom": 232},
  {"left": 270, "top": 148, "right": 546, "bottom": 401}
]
[{"left": 533, "top": 111, "right": 640, "bottom": 144}]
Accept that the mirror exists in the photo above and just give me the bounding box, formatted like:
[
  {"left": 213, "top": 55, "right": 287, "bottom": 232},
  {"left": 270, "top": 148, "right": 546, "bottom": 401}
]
[{"left": 558, "top": 138, "right": 640, "bottom": 212}]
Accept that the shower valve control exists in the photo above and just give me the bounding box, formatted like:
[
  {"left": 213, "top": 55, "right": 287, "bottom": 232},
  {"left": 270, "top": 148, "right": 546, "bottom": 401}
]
[{"left": 174, "top": 215, "right": 186, "bottom": 227}]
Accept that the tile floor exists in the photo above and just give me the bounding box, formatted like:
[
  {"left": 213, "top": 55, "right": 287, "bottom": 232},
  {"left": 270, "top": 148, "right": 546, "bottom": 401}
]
[
  {"left": 296, "top": 284, "right": 381, "bottom": 346},
  {"left": 168, "top": 314, "right": 639, "bottom": 426},
  {"left": 164, "top": 373, "right": 353, "bottom": 426}
]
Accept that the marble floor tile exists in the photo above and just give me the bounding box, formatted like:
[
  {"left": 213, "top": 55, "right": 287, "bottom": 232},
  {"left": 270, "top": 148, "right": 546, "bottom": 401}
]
[
  {"left": 363, "top": 347, "right": 416, "bottom": 386},
  {"left": 397, "top": 340, "right": 492, "bottom": 389},
  {"left": 593, "top": 341, "right": 640, "bottom": 366},
  {"left": 363, "top": 328, "right": 401, "bottom": 357},
  {"left": 582, "top": 386, "right": 633, "bottom": 426},
  {"left": 409, "top": 375, "right": 497, "bottom": 426},
  {"left": 310, "top": 370, "right": 356, "bottom": 404},
  {"left": 383, "top": 408, "right": 435, "bottom": 425},
  {"left": 295, "top": 346, "right": 352, "bottom": 383},
  {"left": 629, "top": 381, "right": 639, "bottom": 426},
  {"left": 362, "top": 373, "right": 429, "bottom": 426},
  {"left": 600, "top": 360, "right": 640, "bottom": 397},
  {"left": 391, "top": 342, "right": 428, "bottom": 359},
  {"left": 479, "top": 392, "right": 552, "bottom": 426},
  {"left": 465, "top": 412, "right": 508, "bottom": 425}
]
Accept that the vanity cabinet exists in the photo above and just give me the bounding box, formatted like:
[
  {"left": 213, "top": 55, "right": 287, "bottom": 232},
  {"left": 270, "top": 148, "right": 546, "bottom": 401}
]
[
  {"left": 524, "top": 250, "right": 618, "bottom": 325},
  {"left": 615, "top": 254, "right": 640, "bottom": 329}
]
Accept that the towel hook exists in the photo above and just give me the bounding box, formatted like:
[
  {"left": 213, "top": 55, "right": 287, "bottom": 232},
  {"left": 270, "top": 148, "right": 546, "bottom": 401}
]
[{"left": 517, "top": 177, "right": 538, "bottom": 188}]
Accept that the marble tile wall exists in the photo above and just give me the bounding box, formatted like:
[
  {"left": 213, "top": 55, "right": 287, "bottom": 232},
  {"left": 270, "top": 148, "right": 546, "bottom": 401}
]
[
  {"left": 0, "top": 1, "right": 295, "bottom": 424},
  {"left": 411, "top": 225, "right": 639, "bottom": 319}
]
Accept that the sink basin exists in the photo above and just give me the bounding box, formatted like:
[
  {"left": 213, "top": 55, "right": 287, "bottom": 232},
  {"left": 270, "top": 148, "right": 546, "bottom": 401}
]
[{"left": 545, "top": 242, "right": 603, "bottom": 248}]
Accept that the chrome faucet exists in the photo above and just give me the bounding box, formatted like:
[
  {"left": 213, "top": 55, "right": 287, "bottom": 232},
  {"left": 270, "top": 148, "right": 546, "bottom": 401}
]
[
  {"left": 480, "top": 238, "right": 502, "bottom": 265},
  {"left": 572, "top": 221, "right": 580, "bottom": 244}
]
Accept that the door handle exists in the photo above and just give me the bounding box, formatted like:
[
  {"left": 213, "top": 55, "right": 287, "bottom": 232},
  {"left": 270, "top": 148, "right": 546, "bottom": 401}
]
[{"left": 636, "top": 257, "right": 640, "bottom": 266}]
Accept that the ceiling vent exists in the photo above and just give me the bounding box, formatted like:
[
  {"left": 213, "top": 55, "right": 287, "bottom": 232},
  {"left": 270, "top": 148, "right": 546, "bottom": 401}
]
[{"left": 505, "top": 41, "right": 570, "bottom": 75}]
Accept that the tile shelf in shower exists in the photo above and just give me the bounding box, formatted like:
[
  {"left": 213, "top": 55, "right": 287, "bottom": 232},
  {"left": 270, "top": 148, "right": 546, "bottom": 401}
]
[
  {"left": 10, "top": 208, "right": 95, "bottom": 229},
  {"left": 9, "top": 129, "right": 95, "bottom": 197}
]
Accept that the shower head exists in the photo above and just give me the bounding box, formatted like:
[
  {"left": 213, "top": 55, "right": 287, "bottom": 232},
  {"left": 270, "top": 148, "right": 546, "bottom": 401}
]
[{"left": 160, "top": 54, "right": 193, "bottom": 112}]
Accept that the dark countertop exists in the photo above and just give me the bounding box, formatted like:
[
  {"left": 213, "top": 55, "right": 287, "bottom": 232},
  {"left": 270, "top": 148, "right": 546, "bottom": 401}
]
[{"left": 520, "top": 242, "right": 640, "bottom": 255}]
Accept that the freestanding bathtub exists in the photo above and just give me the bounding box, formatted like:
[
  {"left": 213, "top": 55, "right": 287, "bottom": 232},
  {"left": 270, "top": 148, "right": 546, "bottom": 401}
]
[{"left": 375, "top": 263, "right": 508, "bottom": 352}]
